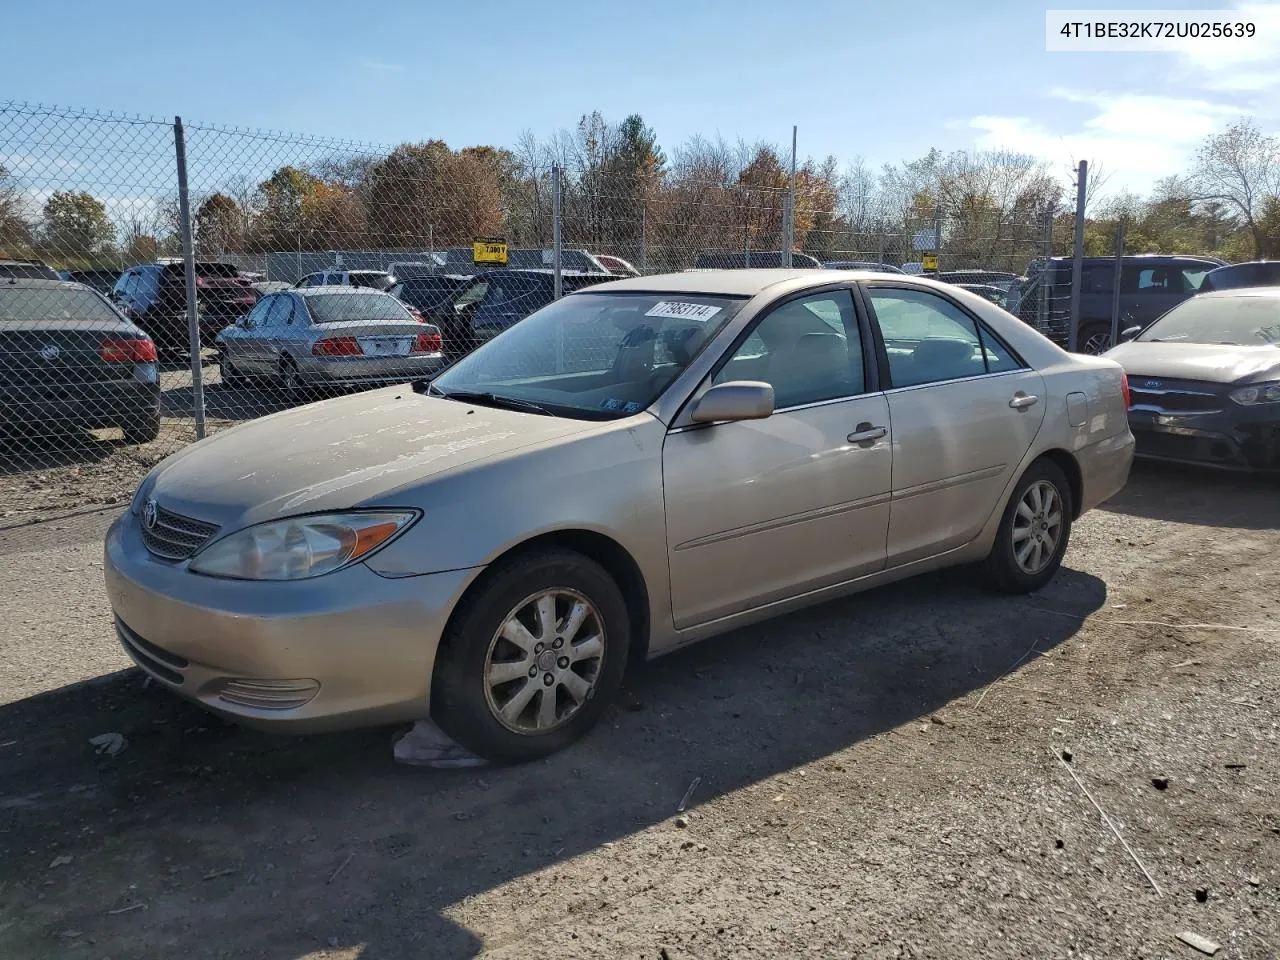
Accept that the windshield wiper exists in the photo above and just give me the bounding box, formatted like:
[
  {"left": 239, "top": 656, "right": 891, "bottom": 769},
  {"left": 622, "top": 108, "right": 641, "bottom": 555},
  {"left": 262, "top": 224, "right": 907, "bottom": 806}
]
[{"left": 430, "top": 387, "right": 553, "bottom": 416}]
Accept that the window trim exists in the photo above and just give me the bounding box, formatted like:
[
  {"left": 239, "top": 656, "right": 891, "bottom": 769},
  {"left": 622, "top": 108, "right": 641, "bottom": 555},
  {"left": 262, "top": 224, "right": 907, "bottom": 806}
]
[
  {"left": 859, "top": 281, "right": 1030, "bottom": 391},
  {"left": 667, "top": 284, "right": 879, "bottom": 432}
]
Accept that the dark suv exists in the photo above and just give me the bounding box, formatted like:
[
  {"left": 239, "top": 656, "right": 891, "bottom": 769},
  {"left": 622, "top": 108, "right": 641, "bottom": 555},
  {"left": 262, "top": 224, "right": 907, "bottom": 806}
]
[
  {"left": 447, "top": 269, "right": 612, "bottom": 359},
  {"left": 0, "top": 259, "right": 60, "bottom": 281},
  {"left": 1017, "top": 255, "right": 1225, "bottom": 353},
  {"left": 111, "top": 261, "right": 259, "bottom": 357}
]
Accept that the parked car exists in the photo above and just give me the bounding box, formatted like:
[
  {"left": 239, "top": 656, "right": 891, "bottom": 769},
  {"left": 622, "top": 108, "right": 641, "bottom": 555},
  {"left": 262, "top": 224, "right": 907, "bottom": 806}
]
[
  {"left": 955, "top": 283, "right": 1011, "bottom": 308},
  {"left": 64, "top": 268, "right": 122, "bottom": 295},
  {"left": 105, "top": 269, "right": 1133, "bottom": 762},
  {"left": 935, "top": 270, "right": 1021, "bottom": 294},
  {"left": 1017, "top": 255, "right": 1224, "bottom": 354},
  {"left": 1105, "top": 286, "right": 1280, "bottom": 471},
  {"left": 215, "top": 287, "right": 444, "bottom": 394},
  {"left": 294, "top": 270, "right": 396, "bottom": 292},
  {"left": 389, "top": 274, "right": 474, "bottom": 324},
  {"left": 250, "top": 280, "right": 293, "bottom": 296},
  {"left": 446, "top": 269, "right": 613, "bottom": 359},
  {"left": 0, "top": 259, "right": 60, "bottom": 281},
  {"left": 692, "top": 251, "right": 823, "bottom": 269},
  {"left": 899, "top": 262, "right": 925, "bottom": 275},
  {"left": 1198, "top": 260, "right": 1280, "bottom": 292},
  {"left": 822, "top": 261, "right": 906, "bottom": 274},
  {"left": 110, "top": 261, "right": 259, "bottom": 357},
  {"left": 388, "top": 261, "right": 441, "bottom": 281},
  {"left": 0, "top": 279, "right": 160, "bottom": 442},
  {"left": 592, "top": 254, "right": 641, "bottom": 277}
]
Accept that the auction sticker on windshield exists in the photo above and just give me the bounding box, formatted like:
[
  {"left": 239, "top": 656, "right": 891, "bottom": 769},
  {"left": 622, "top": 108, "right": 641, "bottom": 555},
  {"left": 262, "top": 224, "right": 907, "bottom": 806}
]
[{"left": 645, "top": 301, "right": 722, "bottom": 321}]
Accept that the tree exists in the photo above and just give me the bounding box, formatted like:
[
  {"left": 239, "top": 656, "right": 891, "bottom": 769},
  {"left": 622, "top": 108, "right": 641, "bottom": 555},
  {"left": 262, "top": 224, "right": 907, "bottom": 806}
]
[
  {"left": 0, "top": 165, "right": 33, "bottom": 258},
  {"left": 364, "top": 142, "right": 502, "bottom": 249},
  {"left": 253, "top": 165, "right": 363, "bottom": 252},
  {"left": 42, "top": 190, "right": 115, "bottom": 259},
  {"left": 1187, "top": 120, "right": 1280, "bottom": 258},
  {"left": 194, "top": 192, "right": 244, "bottom": 255}
]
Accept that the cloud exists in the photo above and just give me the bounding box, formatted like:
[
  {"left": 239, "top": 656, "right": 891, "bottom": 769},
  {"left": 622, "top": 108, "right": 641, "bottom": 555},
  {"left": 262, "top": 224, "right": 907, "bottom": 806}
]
[
  {"left": 969, "top": 90, "right": 1245, "bottom": 194},
  {"left": 356, "top": 58, "right": 404, "bottom": 73}
]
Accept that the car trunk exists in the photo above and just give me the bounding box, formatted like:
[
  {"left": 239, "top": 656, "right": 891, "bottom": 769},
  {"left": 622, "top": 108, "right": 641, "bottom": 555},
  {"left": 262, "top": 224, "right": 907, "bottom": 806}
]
[
  {"left": 316, "top": 319, "right": 439, "bottom": 358},
  {"left": 0, "top": 321, "right": 143, "bottom": 390}
]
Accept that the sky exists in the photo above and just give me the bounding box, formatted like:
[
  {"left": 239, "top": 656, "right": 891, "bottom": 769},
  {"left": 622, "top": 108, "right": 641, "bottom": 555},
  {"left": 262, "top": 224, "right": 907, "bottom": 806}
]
[{"left": 3, "top": 0, "right": 1280, "bottom": 199}]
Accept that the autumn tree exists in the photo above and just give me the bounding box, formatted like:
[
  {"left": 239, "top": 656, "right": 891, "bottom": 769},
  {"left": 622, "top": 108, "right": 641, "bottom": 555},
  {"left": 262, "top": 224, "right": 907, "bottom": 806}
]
[
  {"left": 194, "top": 192, "right": 244, "bottom": 255},
  {"left": 254, "top": 166, "right": 363, "bottom": 252},
  {"left": 42, "top": 190, "right": 115, "bottom": 259},
  {"left": 364, "top": 142, "right": 502, "bottom": 249}
]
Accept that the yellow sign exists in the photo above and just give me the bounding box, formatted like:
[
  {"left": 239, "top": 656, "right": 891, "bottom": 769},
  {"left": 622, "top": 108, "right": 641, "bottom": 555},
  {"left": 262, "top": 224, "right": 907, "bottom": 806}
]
[
  {"left": 473, "top": 238, "right": 508, "bottom": 266},
  {"left": 922, "top": 254, "right": 938, "bottom": 271}
]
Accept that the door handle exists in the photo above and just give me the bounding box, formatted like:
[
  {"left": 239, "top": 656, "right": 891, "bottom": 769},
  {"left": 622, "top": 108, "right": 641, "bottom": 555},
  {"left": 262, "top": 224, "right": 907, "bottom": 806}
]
[
  {"left": 847, "top": 423, "right": 887, "bottom": 445},
  {"left": 1009, "top": 393, "right": 1039, "bottom": 410}
]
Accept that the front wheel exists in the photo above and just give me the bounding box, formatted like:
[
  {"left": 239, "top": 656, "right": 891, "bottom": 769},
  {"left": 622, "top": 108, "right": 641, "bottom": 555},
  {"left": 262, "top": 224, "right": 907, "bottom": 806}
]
[
  {"left": 121, "top": 412, "right": 161, "bottom": 445},
  {"left": 431, "top": 549, "right": 630, "bottom": 763},
  {"left": 983, "top": 459, "right": 1073, "bottom": 593}
]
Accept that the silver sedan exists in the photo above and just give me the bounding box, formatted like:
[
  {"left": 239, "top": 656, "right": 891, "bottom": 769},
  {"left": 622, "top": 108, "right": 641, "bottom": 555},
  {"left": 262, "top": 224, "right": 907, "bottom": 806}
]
[
  {"left": 216, "top": 287, "right": 444, "bottom": 393},
  {"left": 106, "top": 270, "right": 1134, "bottom": 762}
]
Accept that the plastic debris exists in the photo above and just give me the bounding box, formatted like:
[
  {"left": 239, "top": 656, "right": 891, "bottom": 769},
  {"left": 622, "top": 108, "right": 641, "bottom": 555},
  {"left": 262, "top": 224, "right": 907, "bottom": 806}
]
[
  {"left": 1175, "top": 931, "right": 1221, "bottom": 956},
  {"left": 393, "top": 720, "right": 487, "bottom": 769},
  {"left": 89, "top": 733, "right": 127, "bottom": 756}
]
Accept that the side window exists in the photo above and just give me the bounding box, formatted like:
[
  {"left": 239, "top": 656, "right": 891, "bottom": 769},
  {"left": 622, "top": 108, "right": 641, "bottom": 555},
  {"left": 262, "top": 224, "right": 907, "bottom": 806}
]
[
  {"left": 242, "top": 297, "right": 271, "bottom": 328},
  {"left": 1083, "top": 265, "right": 1114, "bottom": 294},
  {"left": 1181, "top": 266, "right": 1210, "bottom": 292},
  {"left": 868, "top": 288, "right": 1002, "bottom": 388},
  {"left": 262, "top": 296, "right": 290, "bottom": 328},
  {"left": 713, "top": 290, "right": 864, "bottom": 409},
  {"left": 280, "top": 296, "right": 298, "bottom": 325}
]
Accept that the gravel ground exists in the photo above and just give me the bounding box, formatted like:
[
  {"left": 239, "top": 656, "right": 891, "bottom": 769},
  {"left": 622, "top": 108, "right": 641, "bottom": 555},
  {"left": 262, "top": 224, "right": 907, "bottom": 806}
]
[{"left": 0, "top": 461, "right": 1277, "bottom": 959}]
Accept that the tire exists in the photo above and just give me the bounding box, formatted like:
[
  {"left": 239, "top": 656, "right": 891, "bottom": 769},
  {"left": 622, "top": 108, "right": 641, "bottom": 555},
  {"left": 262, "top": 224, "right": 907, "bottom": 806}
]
[
  {"left": 220, "top": 354, "right": 244, "bottom": 388},
  {"left": 1078, "top": 323, "right": 1113, "bottom": 355},
  {"left": 431, "top": 548, "right": 630, "bottom": 763},
  {"left": 122, "top": 412, "right": 161, "bottom": 445},
  {"left": 278, "top": 355, "right": 304, "bottom": 399},
  {"left": 983, "top": 458, "right": 1073, "bottom": 594}
]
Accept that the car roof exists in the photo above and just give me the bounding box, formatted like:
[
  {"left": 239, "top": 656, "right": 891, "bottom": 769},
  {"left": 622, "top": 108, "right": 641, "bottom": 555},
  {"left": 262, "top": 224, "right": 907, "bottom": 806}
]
[
  {"left": 295, "top": 285, "right": 394, "bottom": 296},
  {"left": 1194, "top": 285, "right": 1280, "bottom": 299},
  {"left": 0, "top": 278, "right": 90, "bottom": 291},
  {"left": 570, "top": 268, "right": 931, "bottom": 297}
]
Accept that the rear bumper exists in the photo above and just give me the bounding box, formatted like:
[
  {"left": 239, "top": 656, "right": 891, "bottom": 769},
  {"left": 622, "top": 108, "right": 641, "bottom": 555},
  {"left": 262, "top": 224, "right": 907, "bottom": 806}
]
[
  {"left": 298, "top": 352, "right": 445, "bottom": 385},
  {"left": 1129, "top": 408, "right": 1280, "bottom": 471},
  {"left": 1076, "top": 429, "right": 1135, "bottom": 512},
  {"left": 0, "top": 375, "right": 160, "bottom": 431}
]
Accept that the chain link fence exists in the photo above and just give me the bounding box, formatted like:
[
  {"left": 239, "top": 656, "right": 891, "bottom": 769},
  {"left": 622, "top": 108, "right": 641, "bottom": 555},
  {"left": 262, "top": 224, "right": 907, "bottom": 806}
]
[{"left": 1, "top": 100, "right": 1100, "bottom": 516}]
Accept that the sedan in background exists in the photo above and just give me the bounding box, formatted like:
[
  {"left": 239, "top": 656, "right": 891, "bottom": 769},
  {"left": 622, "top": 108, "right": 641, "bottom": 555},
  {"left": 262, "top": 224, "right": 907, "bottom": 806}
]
[
  {"left": 390, "top": 274, "right": 474, "bottom": 325},
  {"left": 0, "top": 279, "right": 160, "bottom": 443},
  {"left": 822, "top": 260, "right": 906, "bottom": 274},
  {"left": 593, "top": 254, "right": 641, "bottom": 277},
  {"left": 294, "top": 270, "right": 396, "bottom": 292},
  {"left": 1199, "top": 260, "right": 1280, "bottom": 292},
  {"left": 1106, "top": 286, "right": 1280, "bottom": 471},
  {"left": 215, "top": 287, "right": 444, "bottom": 395},
  {"left": 106, "top": 270, "right": 1132, "bottom": 763}
]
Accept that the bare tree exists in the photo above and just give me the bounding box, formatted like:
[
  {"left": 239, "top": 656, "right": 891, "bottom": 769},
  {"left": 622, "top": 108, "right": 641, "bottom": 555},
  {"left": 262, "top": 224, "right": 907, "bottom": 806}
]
[{"left": 1186, "top": 120, "right": 1280, "bottom": 257}]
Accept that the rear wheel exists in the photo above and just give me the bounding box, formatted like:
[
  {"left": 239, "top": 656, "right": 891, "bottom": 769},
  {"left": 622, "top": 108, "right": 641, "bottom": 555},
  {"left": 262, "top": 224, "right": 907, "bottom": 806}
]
[
  {"left": 278, "top": 355, "right": 304, "bottom": 399},
  {"left": 983, "top": 458, "right": 1073, "bottom": 593},
  {"left": 220, "top": 353, "right": 245, "bottom": 388},
  {"left": 122, "top": 412, "right": 161, "bottom": 445},
  {"left": 431, "top": 549, "right": 630, "bottom": 763}
]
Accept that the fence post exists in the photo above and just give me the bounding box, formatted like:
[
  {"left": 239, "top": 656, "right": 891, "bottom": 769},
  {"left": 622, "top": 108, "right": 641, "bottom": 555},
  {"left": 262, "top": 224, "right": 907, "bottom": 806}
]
[
  {"left": 1039, "top": 205, "right": 1053, "bottom": 332},
  {"left": 933, "top": 203, "right": 943, "bottom": 273},
  {"left": 1068, "top": 160, "right": 1088, "bottom": 352},
  {"left": 639, "top": 199, "right": 647, "bottom": 274},
  {"left": 552, "top": 163, "right": 563, "bottom": 300},
  {"left": 782, "top": 125, "right": 797, "bottom": 267},
  {"left": 1109, "top": 220, "right": 1126, "bottom": 349},
  {"left": 173, "top": 116, "right": 206, "bottom": 441}
]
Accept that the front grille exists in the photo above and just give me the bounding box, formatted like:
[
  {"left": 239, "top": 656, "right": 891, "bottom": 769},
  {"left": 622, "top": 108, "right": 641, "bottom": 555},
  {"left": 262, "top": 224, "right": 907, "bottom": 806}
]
[
  {"left": 141, "top": 504, "right": 219, "bottom": 561},
  {"left": 1129, "top": 382, "right": 1224, "bottom": 415},
  {"left": 116, "top": 618, "right": 186, "bottom": 685}
]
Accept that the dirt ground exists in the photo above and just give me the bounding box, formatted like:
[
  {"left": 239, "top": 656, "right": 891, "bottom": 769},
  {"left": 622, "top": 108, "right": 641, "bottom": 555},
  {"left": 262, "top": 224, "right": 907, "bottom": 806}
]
[{"left": 0, "top": 461, "right": 1277, "bottom": 959}]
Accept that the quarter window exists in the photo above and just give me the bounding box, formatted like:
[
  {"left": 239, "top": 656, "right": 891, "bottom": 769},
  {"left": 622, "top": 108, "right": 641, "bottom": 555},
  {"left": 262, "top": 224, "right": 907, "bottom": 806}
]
[{"left": 714, "top": 291, "right": 865, "bottom": 408}]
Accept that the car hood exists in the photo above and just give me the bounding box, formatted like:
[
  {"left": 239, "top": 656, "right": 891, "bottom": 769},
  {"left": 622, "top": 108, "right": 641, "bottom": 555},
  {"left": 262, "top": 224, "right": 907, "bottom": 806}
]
[
  {"left": 1105, "top": 341, "right": 1280, "bottom": 384},
  {"left": 147, "top": 387, "right": 595, "bottom": 530}
]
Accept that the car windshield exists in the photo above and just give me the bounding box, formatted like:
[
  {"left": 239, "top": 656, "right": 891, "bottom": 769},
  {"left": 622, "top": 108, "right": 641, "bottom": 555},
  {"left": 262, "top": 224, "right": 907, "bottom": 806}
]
[
  {"left": 0, "top": 286, "right": 121, "bottom": 322},
  {"left": 431, "top": 291, "right": 747, "bottom": 419},
  {"left": 304, "top": 292, "right": 411, "bottom": 323},
  {"left": 1138, "top": 294, "right": 1280, "bottom": 345}
]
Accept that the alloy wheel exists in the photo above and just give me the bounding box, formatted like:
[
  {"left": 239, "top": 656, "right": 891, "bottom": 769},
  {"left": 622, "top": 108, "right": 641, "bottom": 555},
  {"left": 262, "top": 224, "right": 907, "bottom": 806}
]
[{"left": 1012, "top": 480, "right": 1063, "bottom": 575}]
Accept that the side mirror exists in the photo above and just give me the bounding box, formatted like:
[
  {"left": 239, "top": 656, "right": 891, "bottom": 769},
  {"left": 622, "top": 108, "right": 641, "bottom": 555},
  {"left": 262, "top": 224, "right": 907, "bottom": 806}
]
[
  {"left": 690, "top": 381, "right": 775, "bottom": 424},
  {"left": 1120, "top": 325, "right": 1142, "bottom": 342}
]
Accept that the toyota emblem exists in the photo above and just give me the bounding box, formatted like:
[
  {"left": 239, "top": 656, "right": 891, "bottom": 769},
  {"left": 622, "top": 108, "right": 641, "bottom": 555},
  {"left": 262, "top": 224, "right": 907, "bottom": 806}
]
[
  {"left": 142, "top": 498, "right": 159, "bottom": 531},
  {"left": 39, "top": 344, "right": 60, "bottom": 361}
]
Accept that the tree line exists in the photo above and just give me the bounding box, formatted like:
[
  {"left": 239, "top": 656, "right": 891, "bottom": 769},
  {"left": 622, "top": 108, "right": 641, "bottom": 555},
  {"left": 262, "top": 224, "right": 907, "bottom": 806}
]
[{"left": 2, "top": 112, "right": 1278, "bottom": 275}]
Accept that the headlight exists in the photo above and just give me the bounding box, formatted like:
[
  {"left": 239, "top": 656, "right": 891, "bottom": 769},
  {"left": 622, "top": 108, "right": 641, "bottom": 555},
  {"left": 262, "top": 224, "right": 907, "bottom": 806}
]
[
  {"left": 1230, "top": 382, "right": 1280, "bottom": 405},
  {"left": 188, "top": 510, "right": 418, "bottom": 581}
]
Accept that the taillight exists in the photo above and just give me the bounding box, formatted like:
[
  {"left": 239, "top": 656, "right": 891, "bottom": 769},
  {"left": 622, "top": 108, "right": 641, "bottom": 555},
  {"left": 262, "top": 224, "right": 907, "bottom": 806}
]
[
  {"left": 101, "top": 335, "right": 157, "bottom": 363},
  {"left": 313, "top": 337, "right": 363, "bottom": 357},
  {"left": 413, "top": 332, "right": 442, "bottom": 353},
  {"left": 1121, "top": 372, "right": 1132, "bottom": 409},
  {"left": 195, "top": 276, "right": 207, "bottom": 288}
]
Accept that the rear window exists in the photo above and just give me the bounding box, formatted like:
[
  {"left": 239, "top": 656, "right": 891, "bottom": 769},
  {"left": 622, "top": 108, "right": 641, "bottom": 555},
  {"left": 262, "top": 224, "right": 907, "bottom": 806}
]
[
  {"left": 162, "top": 262, "right": 241, "bottom": 279},
  {"left": 304, "top": 292, "right": 412, "bottom": 324},
  {"left": 348, "top": 272, "right": 395, "bottom": 291},
  {"left": 0, "top": 286, "right": 122, "bottom": 322},
  {"left": 0, "top": 262, "right": 60, "bottom": 280}
]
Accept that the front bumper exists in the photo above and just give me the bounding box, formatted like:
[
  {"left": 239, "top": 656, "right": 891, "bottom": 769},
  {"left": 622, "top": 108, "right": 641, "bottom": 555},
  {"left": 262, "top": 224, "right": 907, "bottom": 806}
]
[
  {"left": 1128, "top": 408, "right": 1280, "bottom": 472},
  {"left": 103, "top": 510, "right": 480, "bottom": 733}
]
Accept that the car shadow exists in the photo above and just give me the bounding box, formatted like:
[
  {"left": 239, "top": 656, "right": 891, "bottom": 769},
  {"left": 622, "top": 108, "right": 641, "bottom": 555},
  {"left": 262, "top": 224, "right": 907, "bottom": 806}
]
[
  {"left": 0, "top": 429, "right": 127, "bottom": 475},
  {"left": 0, "top": 565, "right": 1104, "bottom": 958},
  {"left": 1101, "top": 459, "right": 1280, "bottom": 530}
]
